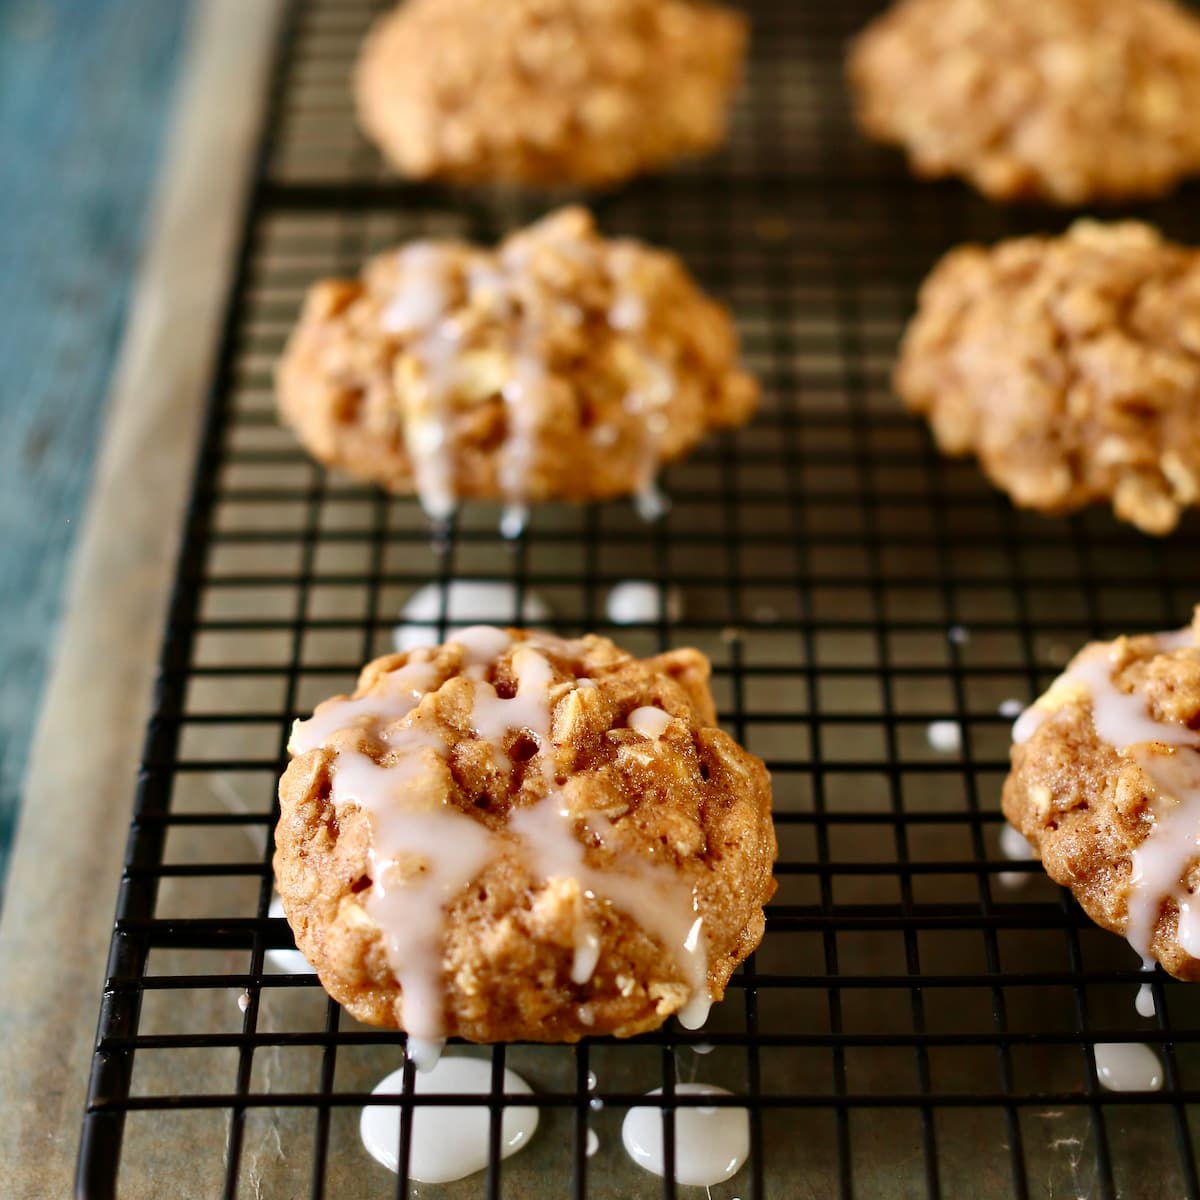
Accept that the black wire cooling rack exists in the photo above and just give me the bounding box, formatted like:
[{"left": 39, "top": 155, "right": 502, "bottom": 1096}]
[{"left": 78, "top": 0, "right": 1200, "bottom": 1196}]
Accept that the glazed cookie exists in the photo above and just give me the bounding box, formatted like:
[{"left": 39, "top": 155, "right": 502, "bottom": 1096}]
[
  {"left": 1004, "top": 613, "right": 1200, "bottom": 980},
  {"left": 276, "top": 207, "right": 757, "bottom": 529},
  {"left": 353, "top": 0, "right": 746, "bottom": 186},
  {"left": 847, "top": 0, "right": 1200, "bottom": 204},
  {"left": 895, "top": 220, "right": 1200, "bottom": 535},
  {"left": 274, "top": 626, "right": 776, "bottom": 1053}
]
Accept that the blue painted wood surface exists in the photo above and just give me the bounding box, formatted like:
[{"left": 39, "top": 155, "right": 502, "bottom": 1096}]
[{"left": 0, "top": 0, "right": 189, "bottom": 885}]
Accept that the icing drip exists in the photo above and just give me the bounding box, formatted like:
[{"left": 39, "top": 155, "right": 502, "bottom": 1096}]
[
  {"left": 383, "top": 246, "right": 460, "bottom": 523},
  {"left": 509, "top": 798, "right": 710, "bottom": 1023},
  {"left": 1127, "top": 748, "right": 1200, "bottom": 960},
  {"left": 332, "top": 748, "right": 496, "bottom": 1051},
  {"left": 1013, "top": 626, "right": 1200, "bottom": 964},
  {"left": 290, "top": 660, "right": 438, "bottom": 754},
  {"left": 381, "top": 226, "right": 679, "bottom": 531}
]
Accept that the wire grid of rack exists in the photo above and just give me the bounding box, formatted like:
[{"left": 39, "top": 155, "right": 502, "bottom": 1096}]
[{"left": 78, "top": 0, "right": 1200, "bottom": 1196}]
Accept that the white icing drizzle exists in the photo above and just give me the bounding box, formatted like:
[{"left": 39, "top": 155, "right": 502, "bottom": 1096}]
[
  {"left": 621, "top": 1084, "right": 749, "bottom": 1186},
  {"left": 332, "top": 748, "right": 496, "bottom": 1053},
  {"left": 290, "top": 660, "right": 438, "bottom": 755},
  {"left": 1012, "top": 626, "right": 1200, "bottom": 964},
  {"left": 471, "top": 643, "right": 555, "bottom": 744},
  {"left": 382, "top": 246, "right": 461, "bottom": 523},
  {"left": 1136, "top": 960, "right": 1158, "bottom": 1019},
  {"left": 1093, "top": 1042, "right": 1163, "bottom": 1092},
  {"left": 380, "top": 225, "right": 680, "bottom": 531},
  {"left": 295, "top": 624, "right": 712, "bottom": 1052},
  {"left": 1127, "top": 748, "right": 1200, "bottom": 959},
  {"left": 508, "top": 797, "right": 710, "bottom": 1024},
  {"left": 628, "top": 706, "right": 673, "bottom": 740},
  {"left": 361, "top": 1057, "right": 538, "bottom": 1182}
]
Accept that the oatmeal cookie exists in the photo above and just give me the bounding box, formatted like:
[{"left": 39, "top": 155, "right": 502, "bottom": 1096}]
[
  {"left": 354, "top": 0, "right": 746, "bottom": 186},
  {"left": 274, "top": 626, "right": 776, "bottom": 1046},
  {"left": 847, "top": 0, "right": 1200, "bottom": 204},
  {"left": 276, "top": 207, "right": 757, "bottom": 526},
  {"left": 896, "top": 220, "right": 1200, "bottom": 535},
  {"left": 1004, "top": 612, "right": 1200, "bottom": 980}
]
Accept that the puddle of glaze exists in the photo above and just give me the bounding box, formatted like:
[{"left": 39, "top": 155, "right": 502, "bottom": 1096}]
[
  {"left": 361, "top": 1056, "right": 539, "bottom": 1183},
  {"left": 1094, "top": 1042, "right": 1163, "bottom": 1092},
  {"left": 621, "top": 1083, "right": 749, "bottom": 1186}
]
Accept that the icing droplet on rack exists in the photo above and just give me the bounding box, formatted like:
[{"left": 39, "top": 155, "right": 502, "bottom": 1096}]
[
  {"left": 236, "top": 990, "right": 250, "bottom": 1013},
  {"left": 1094, "top": 1042, "right": 1163, "bottom": 1092},
  {"left": 621, "top": 1084, "right": 749, "bottom": 1186},
  {"left": 947, "top": 624, "right": 969, "bottom": 645},
  {"left": 606, "top": 580, "right": 684, "bottom": 625},
  {"left": 998, "top": 698, "right": 1024, "bottom": 719},
  {"left": 393, "top": 583, "right": 550, "bottom": 654},
  {"left": 382, "top": 246, "right": 461, "bottom": 523},
  {"left": 586, "top": 1128, "right": 600, "bottom": 1158},
  {"left": 361, "top": 1057, "right": 539, "bottom": 1182},
  {"left": 1136, "top": 960, "right": 1158, "bottom": 1018},
  {"left": 510, "top": 797, "right": 711, "bottom": 1026},
  {"left": 998, "top": 823, "right": 1035, "bottom": 890},
  {"left": 926, "top": 720, "right": 962, "bottom": 754}
]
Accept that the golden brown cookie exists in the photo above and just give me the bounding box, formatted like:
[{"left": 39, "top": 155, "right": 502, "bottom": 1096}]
[
  {"left": 354, "top": 0, "right": 747, "bottom": 186},
  {"left": 848, "top": 0, "right": 1200, "bottom": 204},
  {"left": 1004, "top": 611, "right": 1200, "bottom": 980},
  {"left": 895, "top": 220, "right": 1200, "bottom": 535},
  {"left": 275, "top": 207, "right": 757, "bottom": 528},
  {"left": 274, "top": 626, "right": 776, "bottom": 1049}
]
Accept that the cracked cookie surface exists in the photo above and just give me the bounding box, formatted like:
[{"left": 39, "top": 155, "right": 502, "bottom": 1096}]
[
  {"left": 276, "top": 207, "right": 757, "bottom": 524},
  {"left": 355, "top": 0, "right": 746, "bottom": 186},
  {"left": 848, "top": 0, "right": 1200, "bottom": 204},
  {"left": 896, "top": 221, "right": 1200, "bottom": 534},
  {"left": 274, "top": 626, "right": 776, "bottom": 1044}
]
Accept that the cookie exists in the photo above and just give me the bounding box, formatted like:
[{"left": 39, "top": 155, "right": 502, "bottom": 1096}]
[
  {"left": 895, "top": 220, "right": 1200, "bottom": 535},
  {"left": 848, "top": 0, "right": 1200, "bottom": 204},
  {"left": 274, "top": 626, "right": 776, "bottom": 1049},
  {"left": 354, "top": 0, "right": 746, "bottom": 186},
  {"left": 1004, "top": 613, "right": 1200, "bottom": 980},
  {"left": 276, "top": 207, "right": 757, "bottom": 527}
]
